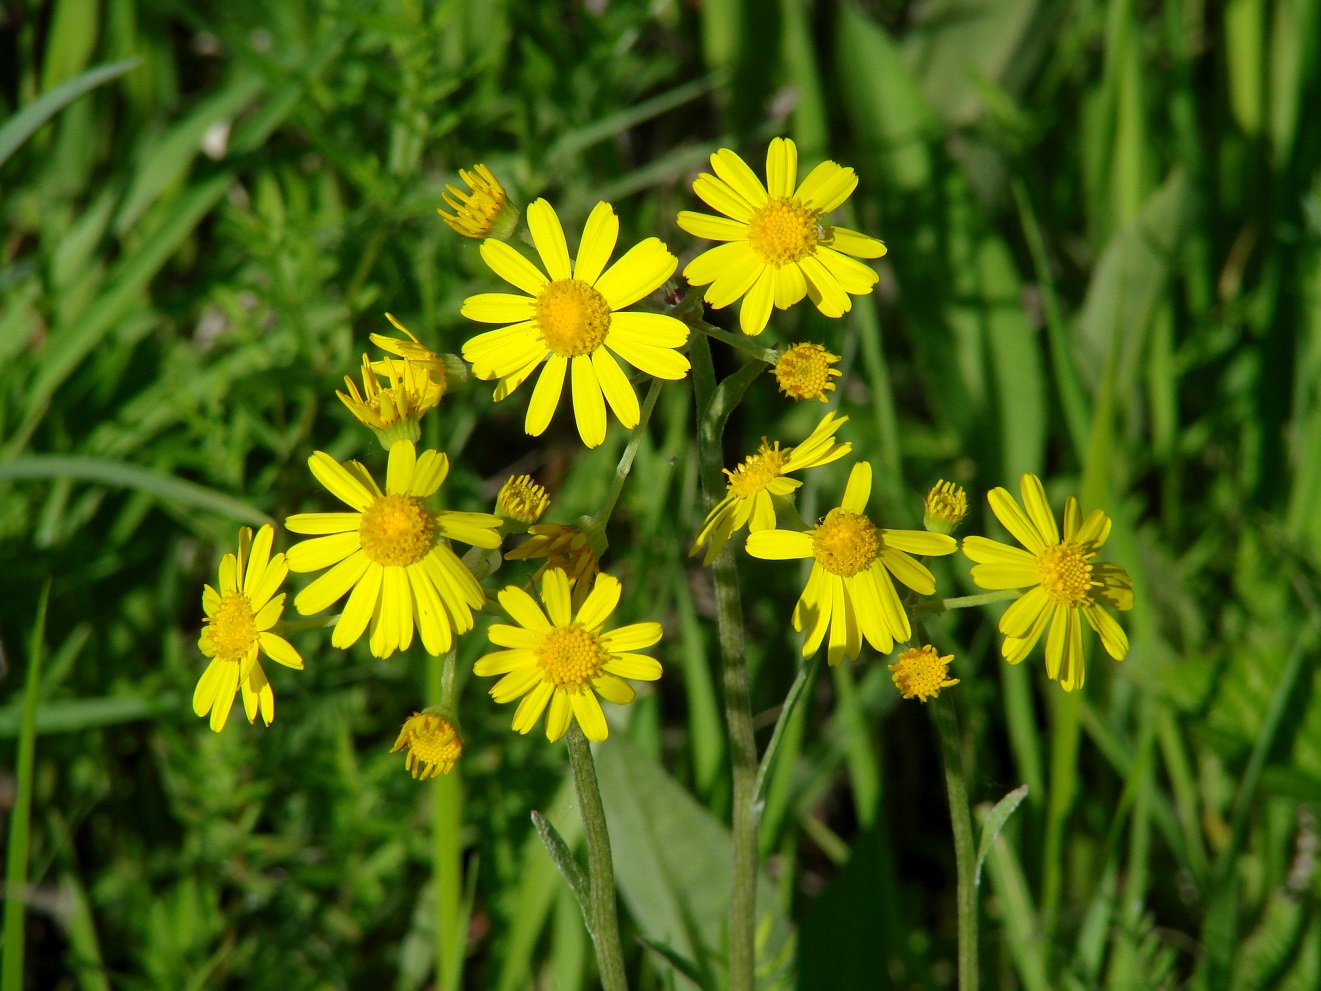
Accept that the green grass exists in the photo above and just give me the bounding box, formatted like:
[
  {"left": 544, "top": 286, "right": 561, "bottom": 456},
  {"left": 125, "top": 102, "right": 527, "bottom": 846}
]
[{"left": 3, "top": 0, "right": 1321, "bottom": 988}]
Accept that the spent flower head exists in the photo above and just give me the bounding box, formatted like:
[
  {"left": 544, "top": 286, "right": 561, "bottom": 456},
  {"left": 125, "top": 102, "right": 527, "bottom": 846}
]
[
  {"left": 391, "top": 709, "right": 462, "bottom": 779},
  {"left": 962, "top": 474, "right": 1134, "bottom": 691},
  {"left": 506, "top": 521, "right": 603, "bottom": 608},
  {"left": 475, "top": 569, "right": 662, "bottom": 741},
  {"left": 194, "top": 525, "right": 304, "bottom": 732},
  {"left": 439, "top": 164, "right": 518, "bottom": 240},
  {"left": 370, "top": 313, "right": 453, "bottom": 394},
  {"left": 284, "top": 439, "right": 503, "bottom": 658},
  {"left": 677, "top": 137, "right": 887, "bottom": 336},
  {"left": 746, "top": 462, "right": 957, "bottom": 666},
  {"left": 338, "top": 353, "right": 443, "bottom": 449},
  {"left": 924, "top": 480, "right": 969, "bottom": 535},
  {"left": 691, "top": 412, "right": 851, "bottom": 566},
  {"left": 889, "top": 645, "right": 958, "bottom": 702},
  {"left": 497, "top": 474, "right": 551, "bottom": 527},
  {"left": 773, "top": 342, "right": 842, "bottom": 402},
  {"left": 461, "top": 199, "right": 690, "bottom": 448}
]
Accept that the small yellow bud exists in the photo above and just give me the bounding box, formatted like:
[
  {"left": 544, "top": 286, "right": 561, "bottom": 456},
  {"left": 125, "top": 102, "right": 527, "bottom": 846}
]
[
  {"left": 923, "top": 479, "right": 968, "bottom": 535},
  {"left": 888, "top": 645, "right": 958, "bottom": 702}
]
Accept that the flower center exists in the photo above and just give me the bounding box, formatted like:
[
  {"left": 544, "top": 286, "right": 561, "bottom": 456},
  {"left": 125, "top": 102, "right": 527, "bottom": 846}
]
[
  {"left": 725, "top": 442, "right": 790, "bottom": 499},
  {"left": 1035, "top": 543, "right": 1095, "bottom": 606},
  {"left": 774, "top": 343, "right": 838, "bottom": 401},
  {"left": 889, "top": 645, "right": 957, "bottom": 702},
  {"left": 812, "top": 508, "right": 881, "bottom": 577},
  {"left": 538, "top": 625, "right": 606, "bottom": 689},
  {"left": 207, "top": 592, "right": 259, "bottom": 663},
  {"left": 359, "top": 493, "right": 436, "bottom": 567},
  {"left": 535, "top": 279, "right": 612, "bottom": 356},
  {"left": 746, "top": 198, "right": 821, "bottom": 266},
  {"left": 498, "top": 474, "right": 551, "bottom": 524}
]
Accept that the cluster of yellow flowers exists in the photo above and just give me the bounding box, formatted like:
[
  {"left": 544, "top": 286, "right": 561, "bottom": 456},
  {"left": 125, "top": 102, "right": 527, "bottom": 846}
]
[{"left": 192, "top": 136, "right": 1135, "bottom": 787}]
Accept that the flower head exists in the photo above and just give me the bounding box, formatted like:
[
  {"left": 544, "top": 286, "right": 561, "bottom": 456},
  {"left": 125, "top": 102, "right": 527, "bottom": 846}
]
[
  {"left": 962, "top": 474, "right": 1134, "bottom": 691},
  {"left": 506, "top": 521, "right": 602, "bottom": 607},
  {"left": 370, "top": 313, "right": 451, "bottom": 394},
  {"left": 391, "top": 710, "right": 462, "bottom": 779},
  {"left": 285, "top": 439, "right": 503, "bottom": 658},
  {"left": 889, "top": 645, "right": 958, "bottom": 702},
  {"left": 497, "top": 474, "right": 551, "bottom": 526},
  {"left": 924, "top": 480, "right": 969, "bottom": 535},
  {"left": 677, "top": 137, "right": 887, "bottom": 336},
  {"left": 746, "top": 462, "right": 957, "bottom": 666},
  {"left": 439, "top": 164, "right": 518, "bottom": 240},
  {"left": 691, "top": 412, "right": 851, "bottom": 566},
  {"left": 773, "top": 342, "right": 842, "bottom": 402},
  {"left": 338, "top": 352, "right": 443, "bottom": 449},
  {"left": 194, "top": 525, "right": 304, "bottom": 732},
  {"left": 461, "top": 199, "right": 690, "bottom": 448},
  {"left": 475, "top": 569, "right": 662, "bottom": 741}
]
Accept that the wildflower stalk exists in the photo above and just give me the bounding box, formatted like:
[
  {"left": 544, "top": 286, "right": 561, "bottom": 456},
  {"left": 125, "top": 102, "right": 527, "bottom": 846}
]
[
  {"left": 565, "top": 723, "right": 629, "bottom": 991},
  {"left": 429, "top": 647, "right": 464, "bottom": 991},
  {"left": 913, "top": 617, "right": 978, "bottom": 991},
  {"left": 913, "top": 588, "right": 1020, "bottom": 617},
  {"left": 689, "top": 328, "right": 759, "bottom": 991},
  {"left": 593, "top": 376, "right": 664, "bottom": 530}
]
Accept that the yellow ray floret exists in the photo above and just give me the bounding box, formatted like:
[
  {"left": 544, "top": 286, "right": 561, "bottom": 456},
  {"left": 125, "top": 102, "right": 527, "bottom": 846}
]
[
  {"left": 474, "top": 569, "right": 662, "bottom": 742},
  {"left": 284, "top": 439, "right": 503, "bottom": 659},
  {"left": 677, "top": 137, "right": 887, "bottom": 336},
  {"left": 461, "top": 199, "right": 690, "bottom": 448},
  {"left": 195, "top": 524, "right": 304, "bottom": 732},
  {"left": 962, "top": 474, "right": 1134, "bottom": 691},
  {"left": 746, "top": 461, "right": 956, "bottom": 667}
]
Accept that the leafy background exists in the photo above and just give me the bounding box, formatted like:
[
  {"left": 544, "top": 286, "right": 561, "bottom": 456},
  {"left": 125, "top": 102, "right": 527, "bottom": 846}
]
[{"left": 3, "top": 0, "right": 1321, "bottom": 988}]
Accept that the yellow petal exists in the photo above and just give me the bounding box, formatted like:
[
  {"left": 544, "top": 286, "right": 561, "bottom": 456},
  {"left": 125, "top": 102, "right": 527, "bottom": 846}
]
[
  {"left": 570, "top": 691, "right": 609, "bottom": 741},
  {"left": 571, "top": 354, "right": 608, "bottom": 448},
  {"left": 576, "top": 573, "right": 621, "bottom": 631},
  {"left": 592, "top": 348, "right": 640, "bottom": 428},
  {"left": 987, "top": 486, "right": 1046, "bottom": 553},
  {"left": 575, "top": 201, "right": 619, "bottom": 285},
  {"left": 825, "top": 226, "right": 887, "bottom": 259},
  {"left": 1019, "top": 474, "right": 1059, "bottom": 546},
  {"left": 481, "top": 238, "right": 549, "bottom": 297},
  {"left": 675, "top": 211, "right": 747, "bottom": 242},
  {"left": 525, "top": 355, "right": 568, "bottom": 437},
  {"left": 461, "top": 292, "right": 537, "bottom": 323},
  {"left": 595, "top": 237, "right": 676, "bottom": 311},
  {"left": 795, "top": 160, "right": 856, "bottom": 213},
  {"left": 738, "top": 267, "right": 775, "bottom": 335},
  {"left": 745, "top": 529, "right": 814, "bottom": 560},
  {"left": 765, "top": 136, "right": 797, "bottom": 199},
  {"left": 711, "top": 148, "right": 768, "bottom": 206},
  {"left": 526, "top": 198, "right": 571, "bottom": 281}
]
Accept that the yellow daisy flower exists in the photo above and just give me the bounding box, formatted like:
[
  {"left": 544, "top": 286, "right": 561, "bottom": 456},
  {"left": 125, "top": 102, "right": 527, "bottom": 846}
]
[
  {"left": 338, "top": 352, "right": 443, "bottom": 449},
  {"left": 690, "top": 411, "right": 852, "bottom": 567},
  {"left": 370, "top": 313, "right": 450, "bottom": 394},
  {"left": 889, "top": 645, "right": 958, "bottom": 702},
  {"left": 746, "top": 462, "right": 957, "bottom": 667},
  {"left": 285, "top": 439, "right": 503, "bottom": 659},
  {"left": 773, "top": 342, "right": 842, "bottom": 402},
  {"left": 439, "top": 163, "right": 518, "bottom": 240},
  {"left": 505, "top": 522, "right": 603, "bottom": 609},
  {"left": 391, "top": 710, "right": 462, "bottom": 779},
  {"left": 194, "top": 525, "right": 304, "bottom": 732},
  {"left": 474, "top": 568, "right": 662, "bottom": 742},
  {"left": 677, "top": 137, "right": 887, "bottom": 336},
  {"left": 460, "top": 199, "right": 691, "bottom": 448},
  {"left": 962, "top": 474, "right": 1134, "bottom": 691}
]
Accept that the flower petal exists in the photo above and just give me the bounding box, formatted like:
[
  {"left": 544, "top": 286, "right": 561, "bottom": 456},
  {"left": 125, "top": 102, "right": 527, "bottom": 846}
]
[
  {"left": 1000, "top": 586, "right": 1051, "bottom": 639},
  {"left": 773, "top": 262, "right": 808, "bottom": 309},
  {"left": 987, "top": 486, "right": 1047, "bottom": 553},
  {"left": 962, "top": 535, "right": 1034, "bottom": 567},
  {"left": 702, "top": 247, "right": 764, "bottom": 309},
  {"left": 546, "top": 691, "right": 573, "bottom": 740},
  {"left": 480, "top": 238, "right": 549, "bottom": 297},
  {"left": 675, "top": 212, "right": 748, "bottom": 242},
  {"left": 798, "top": 255, "right": 852, "bottom": 318},
  {"left": 825, "top": 226, "right": 887, "bottom": 259},
  {"left": 592, "top": 349, "right": 640, "bottom": 428},
  {"left": 798, "top": 565, "right": 831, "bottom": 656},
  {"left": 408, "top": 563, "right": 452, "bottom": 655},
  {"left": 332, "top": 562, "right": 382, "bottom": 649},
  {"left": 603, "top": 335, "right": 690, "bottom": 380},
  {"left": 690, "top": 173, "right": 756, "bottom": 222},
  {"left": 711, "top": 148, "right": 769, "bottom": 206},
  {"left": 287, "top": 531, "right": 360, "bottom": 574},
  {"left": 386, "top": 439, "right": 416, "bottom": 496},
  {"left": 880, "top": 547, "right": 936, "bottom": 595},
  {"left": 595, "top": 238, "right": 677, "bottom": 311},
  {"left": 746, "top": 529, "right": 814, "bottom": 560},
  {"left": 285, "top": 512, "right": 360, "bottom": 535},
  {"left": 883, "top": 529, "right": 957, "bottom": 556},
  {"left": 474, "top": 648, "right": 537, "bottom": 676},
  {"left": 602, "top": 652, "right": 662, "bottom": 680},
  {"left": 499, "top": 584, "right": 553, "bottom": 632},
  {"left": 593, "top": 674, "right": 636, "bottom": 706},
  {"left": 525, "top": 355, "right": 568, "bottom": 437},
  {"left": 1084, "top": 603, "right": 1129, "bottom": 660},
  {"left": 795, "top": 160, "right": 857, "bottom": 213},
  {"left": 571, "top": 354, "right": 608, "bottom": 448},
  {"left": 570, "top": 691, "right": 609, "bottom": 741},
  {"left": 308, "top": 452, "right": 375, "bottom": 511},
  {"left": 295, "top": 550, "right": 370, "bottom": 614},
  {"left": 738, "top": 266, "right": 775, "bottom": 336},
  {"left": 461, "top": 292, "right": 537, "bottom": 323},
  {"left": 607, "top": 311, "right": 689, "bottom": 349},
  {"left": 766, "top": 136, "right": 798, "bottom": 199},
  {"left": 814, "top": 246, "right": 879, "bottom": 295},
  {"left": 576, "top": 572, "right": 621, "bottom": 631},
  {"left": 541, "top": 568, "right": 574, "bottom": 626},
  {"left": 526, "top": 198, "right": 571, "bottom": 281},
  {"left": 841, "top": 461, "right": 872, "bottom": 514},
  {"left": 601, "top": 622, "right": 662, "bottom": 652},
  {"left": 1019, "top": 475, "right": 1060, "bottom": 546},
  {"left": 969, "top": 562, "right": 1039, "bottom": 590},
  {"left": 575, "top": 201, "right": 619, "bottom": 285},
  {"left": 409, "top": 449, "right": 449, "bottom": 499}
]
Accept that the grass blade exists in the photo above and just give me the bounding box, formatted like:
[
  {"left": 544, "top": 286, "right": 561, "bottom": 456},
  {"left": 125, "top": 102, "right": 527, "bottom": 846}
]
[{"left": 0, "top": 59, "right": 138, "bottom": 168}]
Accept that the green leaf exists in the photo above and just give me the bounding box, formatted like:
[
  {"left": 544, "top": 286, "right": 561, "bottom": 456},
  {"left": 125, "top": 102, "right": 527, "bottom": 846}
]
[
  {"left": 974, "top": 784, "right": 1029, "bottom": 886},
  {"left": 0, "top": 59, "right": 138, "bottom": 168},
  {"left": 531, "top": 811, "right": 592, "bottom": 933}
]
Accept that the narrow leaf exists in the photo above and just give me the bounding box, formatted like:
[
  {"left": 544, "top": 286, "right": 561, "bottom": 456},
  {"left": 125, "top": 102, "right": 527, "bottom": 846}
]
[
  {"left": 975, "top": 784, "right": 1029, "bottom": 886},
  {"left": 0, "top": 59, "right": 138, "bottom": 168},
  {"left": 531, "top": 811, "right": 592, "bottom": 934}
]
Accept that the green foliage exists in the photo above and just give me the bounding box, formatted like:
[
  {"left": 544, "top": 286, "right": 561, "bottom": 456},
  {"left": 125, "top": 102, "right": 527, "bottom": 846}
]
[{"left": 4, "top": 0, "right": 1321, "bottom": 989}]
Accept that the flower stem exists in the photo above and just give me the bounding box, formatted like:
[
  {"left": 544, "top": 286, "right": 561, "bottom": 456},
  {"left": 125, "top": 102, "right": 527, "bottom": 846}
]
[
  {"left": 913, "top": 588, "right": 1021, "bottom": 616},
  {"left": 689, "top": 329, "right": 758, "bottom": 991},
  {"left": 692, "top": 317, "right": 780, "bottom": 365},
  {"left": 565, "top": 723, "right": 629, "bottom": 991},
  {"left": 913, "top": 616, "right": 979, "bottom": 991},
  {"left": 593, "top": 376, "right": 664, "bottom": 530}
]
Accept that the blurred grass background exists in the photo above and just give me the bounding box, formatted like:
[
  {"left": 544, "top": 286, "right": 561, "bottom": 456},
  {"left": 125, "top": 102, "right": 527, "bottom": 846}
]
[{"left": 2, "top": 0, "right": 1321, "bottom": 988}]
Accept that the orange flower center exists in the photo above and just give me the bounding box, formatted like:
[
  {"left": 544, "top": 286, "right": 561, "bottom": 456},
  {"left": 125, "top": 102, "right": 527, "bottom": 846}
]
[
  {"left": 536, "top": 278, "right": 612, "bottom": 356},
  {"left": 812, "top": 508, "right": 881, "bottom": 577},
  {"left": 1035, "top": 543, "right": 1095, "bottom": 606},
  {"left": 207, "top": 592, "right": 259, "bottom": 663},
  {"left": 725, "top": 442, "right": 790, "bottom": 499},
  {"left": 747, "top": 197, "right": 820, "bottom": 266},
  {"left": 359, "top": 493, "right": 436, "bottom": 567},
  {"left": 539, "top": 625, "right": 606, "bottom": 689}
]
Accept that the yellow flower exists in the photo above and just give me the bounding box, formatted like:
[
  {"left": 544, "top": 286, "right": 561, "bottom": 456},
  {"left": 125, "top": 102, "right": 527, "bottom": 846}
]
[
  {"left": 194, "top": 525, "right": 303, "bottom": 732},
  {"left": 338, "top": 352, "right": 443, "bottom": 449},
  {"left": 690, "top": 411, "right": 851, "bottom": 567},
  {"left": 773, "top": 342, "right": 842, "bottom": 402},
  {"left": 962, "top": 474, "right": 1134, "bottom": 691},
  {"left": 923, "top": 480, "right": 969, "bottom": 535},
  {"left": 461, "top": 199, "right": 690, "bottom": 448},
  {"left": 475, "top": 568, "right": 662, "bottom": 741},
  {"left": 370, "top": 313, "right": 450, "bottom": 394},
  {"left": 746, "top": 462, "right": 957, "bottom": 666},
  {"left": 391, "top": 710, "right": 462, "bottom": 779},
  {"left": 285, "top": 439, "right": 503, "bottom": 658},
  {"left": 439, "top": 163, "right": 518, "bottom": 239},
  {"left": 889, "top": 645, "right": 958, "bottom": 702},
  {"left": 677, "top": 137, "right": 887, "bottom": 336},
  {"left": 505, "top": 522, "right": 602, "bottom": 608},
  {"left": 497, "top": 474, "right": 551, "bottom": 525}
]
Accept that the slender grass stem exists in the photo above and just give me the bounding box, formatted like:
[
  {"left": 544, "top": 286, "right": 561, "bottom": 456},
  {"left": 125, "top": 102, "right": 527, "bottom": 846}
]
[
  {"left": 593, "top": 376, "right": 664, "bottom": 530},
  {"left": 429, "top": 649, "right": 464, "bottom": 991},
  {"left": 913, "top": 589, "right": 1021, "bottom": 617},
  {"left": 692, "top": 317, "right": 780, "bottom": 365},
  {"left": 689, "top": 329, "right": 758, "bottom": 991},
  {"left": 565, "top": 724, "right": 629, "bottom": 991}
]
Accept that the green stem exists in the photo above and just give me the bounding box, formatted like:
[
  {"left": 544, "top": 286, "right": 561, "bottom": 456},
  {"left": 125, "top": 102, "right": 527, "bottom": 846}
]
[
  {"left": 914, "top": 616, "right": 978, "bottom": 991},
  {"left": 913, "top": 589, "right": 1021, "bottom": 617},
  {"left": 593, "top": 376, "right": 664, "bottom": 530},
  {"left": 753, "top": 655, "right": 819, "bottom": 809},
  {"left": 690, "top": 330, "right": 758, "bottom": 991},
  {"left": 428, "top": 648, "right": 464, "bottom": 991},
  {"left": 692, "top": 317, "right": 780, "bottom": 365},
  {"left": 565, "top": 724, "right": 629, "bottom": 991}
]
